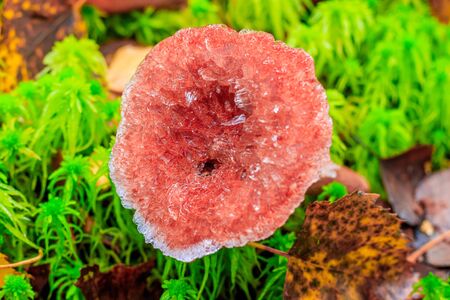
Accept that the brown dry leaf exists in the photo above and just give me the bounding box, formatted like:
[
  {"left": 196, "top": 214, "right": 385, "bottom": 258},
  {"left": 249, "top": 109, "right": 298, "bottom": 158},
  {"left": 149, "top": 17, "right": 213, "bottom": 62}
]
[
  {"left": 0, "top": 0, "right": 86, "bottom": 92},
  {"left": 380, "top": 145, "right": 433, "bottom": 226},
  {"left": 284, "top": 192, "right": 409, "bottom": 300},
  {"left": 429, "top": 0, "right": 450, "bottom": 24},
  {"left": 106, "top": 44, "right": 152, "bottom": 93},
  {"left": 0, "top": 253, "right": 19, "bottom": 287},
  {"left": 415, "top": 169, "right": 450, "bottom": 267},
  {"left": 75, "top": 261, "right": 161, "bottom": 300}
]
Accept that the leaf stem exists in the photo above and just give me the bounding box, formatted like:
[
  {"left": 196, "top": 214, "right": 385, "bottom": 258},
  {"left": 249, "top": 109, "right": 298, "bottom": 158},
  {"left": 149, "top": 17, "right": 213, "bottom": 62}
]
[
  {"left": 0, "top": 249, "right": 43, "bottom": 269},
  {"left": 407, "top": 229, "right": 450, "bottom": 264},
  {"left": 247, "top": 242, "right": 290, "bottom": 258}
]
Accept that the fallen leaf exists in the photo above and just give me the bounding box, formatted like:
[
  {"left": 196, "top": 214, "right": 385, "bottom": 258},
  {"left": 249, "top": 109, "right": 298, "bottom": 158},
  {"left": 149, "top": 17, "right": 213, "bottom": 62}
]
[
  {"left": 75, "top": 261, "right": 161, "bottom": 300},
  {"left": 380, "top": 145, "right": 433, "bottom": 226},
  {"left": 307, "top": 165, "right": 370, "bottom": 196},
  {"left": 0, "top": 253, "right": 19, "bottom": 287},
  {"left": 284, "top": 192, "right": 409, "bottom": 300},
  {"left": 0, "top": 0, "right": 86, "bottom": 92},
  {"left": 106, "top": 44, "right": 152, "bottom": 93},
  {"left": 415, "top": 169, "right": 450, "bottom": 267}
]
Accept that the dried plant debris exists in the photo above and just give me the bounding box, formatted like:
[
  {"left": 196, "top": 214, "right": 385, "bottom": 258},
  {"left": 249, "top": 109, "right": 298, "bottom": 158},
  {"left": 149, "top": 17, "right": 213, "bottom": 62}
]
[
  {"left": 284, "top": 192, "right": 409, "bottom": 300},
  {"left": 415, "top": 169, "right": 450, "bottom": 267},
  {"left": 380, "top": 145, "right": 433, "bottom": 226},
  {"left": 0, "top": 0, "right": 85, "bottom": 92},
  {"left": 75, "top": 261, "right": 160, "bottom": 300}
]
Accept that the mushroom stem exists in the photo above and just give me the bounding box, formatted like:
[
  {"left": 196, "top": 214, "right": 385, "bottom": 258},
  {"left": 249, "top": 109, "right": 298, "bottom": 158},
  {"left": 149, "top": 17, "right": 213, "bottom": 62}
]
[
  {"left": 407, "top": 229, "right": 450, "bottom": 264},
  {"left": 0, "top": 249, "right": 43, "bottom": 269},
  {"left": 247, "top": 242, "right": 290, "bottom": 258}
]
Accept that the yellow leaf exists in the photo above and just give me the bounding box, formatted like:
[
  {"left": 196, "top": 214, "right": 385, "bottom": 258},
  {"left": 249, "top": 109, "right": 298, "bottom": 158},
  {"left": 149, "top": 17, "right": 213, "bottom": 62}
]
[{"left": 284, "top": 192, "right": 409, "bottom": 299}]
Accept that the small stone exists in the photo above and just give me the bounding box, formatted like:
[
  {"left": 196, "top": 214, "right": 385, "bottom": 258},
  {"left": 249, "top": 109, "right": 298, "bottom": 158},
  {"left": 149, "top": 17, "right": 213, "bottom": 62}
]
[{"left": 109, "top": 25, "right": 332, "bottom": 262}]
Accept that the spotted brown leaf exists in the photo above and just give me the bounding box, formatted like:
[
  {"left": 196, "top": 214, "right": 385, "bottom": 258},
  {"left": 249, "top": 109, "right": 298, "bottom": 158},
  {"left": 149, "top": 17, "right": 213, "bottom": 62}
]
[
  {"left": 284, "top": 192, "right": 409, "bottom": 300},
  {"left": 0, "top": 0, "right": 85, "bottom": 92}
]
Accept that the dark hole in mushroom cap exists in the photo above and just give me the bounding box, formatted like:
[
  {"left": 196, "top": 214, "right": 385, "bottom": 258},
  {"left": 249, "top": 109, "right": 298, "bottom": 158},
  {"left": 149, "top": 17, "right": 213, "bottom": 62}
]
[{"left": 198, "top": 159, "right": 220, "bottom": 176}]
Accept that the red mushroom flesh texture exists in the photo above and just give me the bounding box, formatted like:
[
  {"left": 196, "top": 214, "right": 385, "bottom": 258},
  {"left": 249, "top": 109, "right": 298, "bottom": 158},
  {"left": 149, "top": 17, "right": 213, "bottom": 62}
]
[{"left": 109, "top": 25, "right": 332, "bottom": 262}]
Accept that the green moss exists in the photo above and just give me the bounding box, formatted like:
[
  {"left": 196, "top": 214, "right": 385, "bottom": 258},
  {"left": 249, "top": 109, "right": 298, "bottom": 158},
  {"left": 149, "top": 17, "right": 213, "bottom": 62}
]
[
  {"left": 0, "top": 275, "right": 35, "bottom": 300},
  {"left": 161, "top": 279, "right": 197, "bottom": 300},
  {"left": 413, "top": 273, "right": 450, "bottom": 299},
  {"left": 318, "top": 182, "right": 348, "bottom": 203}
]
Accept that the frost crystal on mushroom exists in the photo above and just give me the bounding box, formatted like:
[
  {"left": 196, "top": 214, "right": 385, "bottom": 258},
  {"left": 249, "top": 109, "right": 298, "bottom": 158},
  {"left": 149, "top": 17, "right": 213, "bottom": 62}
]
[{"left": 109, "top": 25, "right": 332, "bottom": 262}]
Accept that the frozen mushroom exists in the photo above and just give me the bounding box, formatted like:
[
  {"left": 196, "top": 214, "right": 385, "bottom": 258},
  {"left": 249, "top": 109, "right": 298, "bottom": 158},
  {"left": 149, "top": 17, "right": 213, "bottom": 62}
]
[{"left": 109, "top": 25, "right": 332, "bottom": 262}]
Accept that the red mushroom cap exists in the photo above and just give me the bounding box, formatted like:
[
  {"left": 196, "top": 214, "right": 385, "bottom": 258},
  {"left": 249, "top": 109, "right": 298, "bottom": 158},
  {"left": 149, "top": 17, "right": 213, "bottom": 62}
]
[{"left": 109, "top": 25, "right": 332, "bottom": 262}]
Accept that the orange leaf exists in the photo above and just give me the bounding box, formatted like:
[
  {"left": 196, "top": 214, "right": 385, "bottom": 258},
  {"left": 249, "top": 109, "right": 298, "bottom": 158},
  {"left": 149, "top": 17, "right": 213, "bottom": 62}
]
[{"left": 0, "top": 253, "right": 19, "bottom": 287}]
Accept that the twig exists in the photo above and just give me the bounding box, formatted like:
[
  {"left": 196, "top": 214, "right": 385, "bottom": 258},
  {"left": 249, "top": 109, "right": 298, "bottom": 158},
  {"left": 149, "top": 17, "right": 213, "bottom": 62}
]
[
  {"left": 247, "top": 242, "right": 348, "bottom": 274},
  {"left": 407, "top": 229, "right": 450, "bottom": 264},
  {"left": 0, "top": 249, "right": 43, "bottom": 269},
  {"left": 247, "top": 242, "right": 290, "bottom": 258}
]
